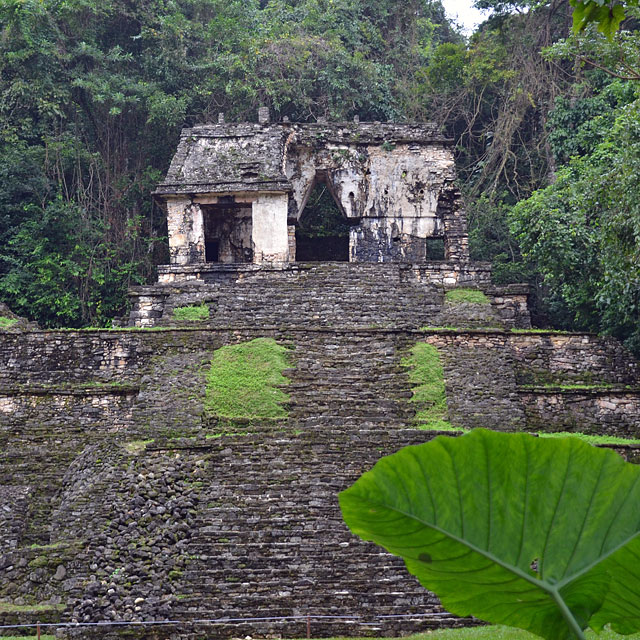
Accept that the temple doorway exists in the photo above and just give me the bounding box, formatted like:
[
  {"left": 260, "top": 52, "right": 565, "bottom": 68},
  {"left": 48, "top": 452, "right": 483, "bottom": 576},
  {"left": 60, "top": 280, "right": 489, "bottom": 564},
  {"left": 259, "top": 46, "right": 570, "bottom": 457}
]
[
  {"left": 202, "top": 201, "right": 253, "bottom": 263},
  {"left": 295, "top": 182, "right": 350, "bottom": 261}
]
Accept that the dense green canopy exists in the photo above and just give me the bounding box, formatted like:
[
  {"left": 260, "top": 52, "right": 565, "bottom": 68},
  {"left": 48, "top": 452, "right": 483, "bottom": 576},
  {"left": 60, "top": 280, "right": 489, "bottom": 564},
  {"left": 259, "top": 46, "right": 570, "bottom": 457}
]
[{"left": 0, "top": 0, "right": 638, "bottom": 353}]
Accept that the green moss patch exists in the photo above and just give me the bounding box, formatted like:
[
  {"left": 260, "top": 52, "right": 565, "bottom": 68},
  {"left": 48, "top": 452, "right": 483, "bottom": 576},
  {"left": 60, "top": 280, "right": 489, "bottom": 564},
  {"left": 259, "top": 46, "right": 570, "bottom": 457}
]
[
  {"left": 172, "top": 304, "right": 209, "bottom": 322},
  {"left": 204, "top": 338, "right": 291, "bottom": 419},
  {"left": 402, "top": 342, "right": 460, "bottom": 431},
  {"left": 122, "top": 439, "right": 154, "bottom": 454},
  {"left": 444, "top": 288, "right": 490, "bottom": 305},
  {"left": 0, "top": 316, "right": 17, "bottom": 329},
  {"left": 27, "top": 541, "right": 73, "bottom": 551},
  {"left": 520, "top": 382, "right": 623, "bottom": 391},
  {"left": 0, "top": 602, "right": 65, "bottom": 613},
  {"left": 538, "top": 432, "right": 640, "bottom": 446}
]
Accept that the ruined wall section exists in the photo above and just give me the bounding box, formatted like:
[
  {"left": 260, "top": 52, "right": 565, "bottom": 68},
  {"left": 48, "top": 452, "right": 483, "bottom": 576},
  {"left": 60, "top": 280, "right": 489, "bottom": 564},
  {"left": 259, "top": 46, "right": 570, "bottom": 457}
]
[
  {"left": 156, "top": 120, "right": 470, "bottom": 267},
  {"left": 506, "top": 332, "right": 639, "bottom": 385},
  {"left": 424, "top": 331, "right": 640, "bottom": 436},
  {"left": 285, "top": 123, "right": 466, "bottom": 263}
]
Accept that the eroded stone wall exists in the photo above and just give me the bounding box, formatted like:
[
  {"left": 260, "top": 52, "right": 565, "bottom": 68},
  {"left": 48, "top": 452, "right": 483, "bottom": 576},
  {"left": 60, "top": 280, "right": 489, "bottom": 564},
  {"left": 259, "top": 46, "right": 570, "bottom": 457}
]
[{"left": 1, "top": 326, "right": 639, "bottom": 638}]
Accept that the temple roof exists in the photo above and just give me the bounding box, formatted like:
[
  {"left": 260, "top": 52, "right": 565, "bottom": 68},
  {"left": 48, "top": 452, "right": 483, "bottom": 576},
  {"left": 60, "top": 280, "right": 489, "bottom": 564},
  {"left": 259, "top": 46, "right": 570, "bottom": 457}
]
[{"left": 154, "top": 121, "right": 451, "bottom": 197}]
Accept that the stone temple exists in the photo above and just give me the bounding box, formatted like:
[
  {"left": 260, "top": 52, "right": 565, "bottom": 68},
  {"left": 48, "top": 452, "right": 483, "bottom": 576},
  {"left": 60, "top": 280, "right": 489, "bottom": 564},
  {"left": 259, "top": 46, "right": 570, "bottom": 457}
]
[
  {"left": 1, "top": 112, "right": 639, "bottom": 640},
  {"left": 129, "top": 110, "right": 529, "bottom": 327},
  {"left": 156, "top": 110, "right": 467, "bottom": 268}
]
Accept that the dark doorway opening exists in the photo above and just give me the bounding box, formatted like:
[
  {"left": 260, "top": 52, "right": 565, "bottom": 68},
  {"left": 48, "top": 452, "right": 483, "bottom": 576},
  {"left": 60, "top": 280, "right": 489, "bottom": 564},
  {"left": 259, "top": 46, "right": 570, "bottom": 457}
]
[
  {"left": 205, "top": 239, "right": 220, "bottom": 262},
  {"left": 295, "top": 182, "right": 350, "bottom": 261},
  {"left": 202, "top": 202, "right": 253, "bottom": 263},
  {"left": 426, "top": 236, "right": 445, "bottom": 261}
]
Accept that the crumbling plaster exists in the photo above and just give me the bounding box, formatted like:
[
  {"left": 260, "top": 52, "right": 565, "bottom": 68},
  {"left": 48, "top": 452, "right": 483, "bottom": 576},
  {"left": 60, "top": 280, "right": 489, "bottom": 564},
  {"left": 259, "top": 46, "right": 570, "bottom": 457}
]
[{"left": 155, "top": 117, "right": 468, "bottom": 266}]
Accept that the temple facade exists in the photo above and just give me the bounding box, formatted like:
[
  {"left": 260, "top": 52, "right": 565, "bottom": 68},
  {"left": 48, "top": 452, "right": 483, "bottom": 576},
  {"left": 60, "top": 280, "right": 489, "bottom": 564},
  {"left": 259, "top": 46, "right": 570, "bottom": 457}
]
[{"left": 153, "top": 110, "right": 469, "bottom": 276}]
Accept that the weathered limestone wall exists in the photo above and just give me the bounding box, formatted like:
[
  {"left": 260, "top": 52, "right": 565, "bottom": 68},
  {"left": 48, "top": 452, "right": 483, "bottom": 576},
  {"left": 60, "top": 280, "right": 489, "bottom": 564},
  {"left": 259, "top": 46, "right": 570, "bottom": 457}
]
[
  {"left": 251, "top": 192, "right": 290, "bottom": 263},
  {"left": 166, "top": 199, "right": 205, "bottom": 265},
  {"left": 155, "top": 120, "right": 470, "bottom": 266},
  {"left": 287, "top": 139, "right": 460, "bottom": 263}
]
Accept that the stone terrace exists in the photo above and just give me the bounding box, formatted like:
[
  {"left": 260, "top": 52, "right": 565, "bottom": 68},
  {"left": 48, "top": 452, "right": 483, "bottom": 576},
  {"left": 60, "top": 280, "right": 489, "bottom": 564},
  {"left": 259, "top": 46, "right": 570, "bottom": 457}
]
[{"left": 1, "top": 319, "right": 639, "bottom": 639}]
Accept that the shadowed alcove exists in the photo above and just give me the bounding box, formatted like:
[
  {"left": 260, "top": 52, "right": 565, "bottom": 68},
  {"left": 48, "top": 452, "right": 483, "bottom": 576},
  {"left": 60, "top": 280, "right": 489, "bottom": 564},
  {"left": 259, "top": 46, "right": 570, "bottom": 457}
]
[{"left": 202, "top": 199, "right": 253, "bottom": 263}]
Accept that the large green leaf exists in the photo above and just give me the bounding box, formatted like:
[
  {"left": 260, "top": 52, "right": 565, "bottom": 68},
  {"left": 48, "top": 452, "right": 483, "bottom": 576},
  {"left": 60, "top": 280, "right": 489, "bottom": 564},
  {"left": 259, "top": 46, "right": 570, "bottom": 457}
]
[{"left": 339, "top": 429, "right": 640, "bottom": 639}]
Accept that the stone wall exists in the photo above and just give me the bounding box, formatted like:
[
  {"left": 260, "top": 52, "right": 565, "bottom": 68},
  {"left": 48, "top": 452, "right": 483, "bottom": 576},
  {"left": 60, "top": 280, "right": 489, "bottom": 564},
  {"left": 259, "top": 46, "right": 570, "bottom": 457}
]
[
  {"left": 129, "top": 262, "right": 529, "bottom": 330},
  {"left": 1, "top": 325, "right": 639, "bottom": 638},
  {"left": 519, "top": 388, "right": 640, "bottom": 438},
  {"left": 507, "top": 332, "right": 639, "bottom": 384},
  {"left": 424, "top": 330, "right": 640, "bottom": 436}
]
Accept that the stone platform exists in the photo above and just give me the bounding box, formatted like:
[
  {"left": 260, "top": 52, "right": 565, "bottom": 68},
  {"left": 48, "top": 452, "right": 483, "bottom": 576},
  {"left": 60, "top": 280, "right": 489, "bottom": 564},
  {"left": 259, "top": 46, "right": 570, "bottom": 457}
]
[{"left": 1, "top": 321, "right": 639, "bottom": 639}]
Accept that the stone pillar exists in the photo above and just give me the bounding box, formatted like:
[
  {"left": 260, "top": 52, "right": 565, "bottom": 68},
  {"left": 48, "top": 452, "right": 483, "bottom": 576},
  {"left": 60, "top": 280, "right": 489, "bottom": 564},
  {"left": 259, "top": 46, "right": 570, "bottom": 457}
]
[
  {"left": 258, "top": 107, "right": 270, "bottom": 125},
  {"left": 439, "top": 186, "right": 470, "bottom": 263},
  {"left": 252, "top": 193, "right": 289, "bottom": 263},
  {"left": 166, "top": 198, "right": 206, "bottom": 265},
  {"left": 288, "top": 225, "right": 297, "bottom": 262}
]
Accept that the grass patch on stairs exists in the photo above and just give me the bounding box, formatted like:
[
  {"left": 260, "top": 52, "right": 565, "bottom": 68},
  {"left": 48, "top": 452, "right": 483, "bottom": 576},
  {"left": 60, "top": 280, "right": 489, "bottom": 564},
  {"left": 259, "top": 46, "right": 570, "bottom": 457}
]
[
  {"left": 172, "top": 304, "right": 210, "bottom": 322},
  {"left": 539, "top": 431, "right": 640, "bottom": 446},
  {"left": 402, "top": 342, "right": 461, "bottom": 432},
  {"left": 204, "top": 338, "right": 291, "bottom": 420},
  {"left": 444, "top": 288, "right": 490, "bottom": 305}
]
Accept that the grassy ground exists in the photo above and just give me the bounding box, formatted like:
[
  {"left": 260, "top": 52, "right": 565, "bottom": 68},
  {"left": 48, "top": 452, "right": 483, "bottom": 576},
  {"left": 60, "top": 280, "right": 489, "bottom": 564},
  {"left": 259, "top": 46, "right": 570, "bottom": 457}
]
[
  {"left": 444, "top": 289, "right": 490, "bottom": 305},
  {"left": 295, "top": 629, "right": 640, "bottom": 640},
  {"left": 2, "top": 627, "right": 639, "bottom": 640},
  {"left": 538, "top": 431, "right": 640, "bottom": 446}
]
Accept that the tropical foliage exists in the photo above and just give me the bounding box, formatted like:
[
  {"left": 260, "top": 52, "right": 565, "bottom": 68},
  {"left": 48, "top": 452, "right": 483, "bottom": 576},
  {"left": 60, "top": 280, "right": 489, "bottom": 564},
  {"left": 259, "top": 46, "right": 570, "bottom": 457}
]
[
  {"left": 0, "top": 0, "right": 638, "bottom": 350},
  {"left": 340, "top": 429, "right": 640, "bottom": 639}
]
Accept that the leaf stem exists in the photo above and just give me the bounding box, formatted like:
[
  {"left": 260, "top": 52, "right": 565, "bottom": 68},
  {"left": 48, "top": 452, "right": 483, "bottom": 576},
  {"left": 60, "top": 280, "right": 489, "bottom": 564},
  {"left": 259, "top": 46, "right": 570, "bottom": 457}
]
[{"left": 550, "top": 588, "right": 586, "bottom": 640}]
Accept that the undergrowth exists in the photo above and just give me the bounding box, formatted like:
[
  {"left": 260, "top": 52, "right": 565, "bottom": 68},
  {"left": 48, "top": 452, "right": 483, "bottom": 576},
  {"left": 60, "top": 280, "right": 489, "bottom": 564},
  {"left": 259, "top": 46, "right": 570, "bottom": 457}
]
[
  {"left": 0, "top": 316, "right": 17, "bottom": 329},
  {"left": 402, "top": 343, "right": 460, "bottom": 431},
  {"left": 172, "top": 304, "right": 209, "bottom": 322},
  {"left": 444, "top": 288, "right": 490, "bottom": 305},
  {"left": 204, "top": 338, "right": 291, "bottom": 419}
]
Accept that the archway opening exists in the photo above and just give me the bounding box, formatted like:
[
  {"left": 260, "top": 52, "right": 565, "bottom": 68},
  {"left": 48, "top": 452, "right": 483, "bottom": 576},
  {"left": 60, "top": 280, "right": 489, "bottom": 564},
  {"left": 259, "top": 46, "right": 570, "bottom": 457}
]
[{"left": 295, "top": 181, "right": 350, "bottom": 261}]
